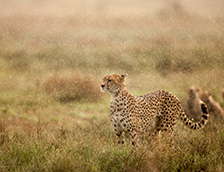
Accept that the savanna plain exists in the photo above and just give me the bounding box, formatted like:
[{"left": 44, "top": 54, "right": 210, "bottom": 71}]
[{"left": 0, "top": 0, "right": 224, "bottom": 171}]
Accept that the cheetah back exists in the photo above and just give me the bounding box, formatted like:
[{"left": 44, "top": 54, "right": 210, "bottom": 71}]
[{"left": 137, "top": 90, "right": 182, "bottom": 133}]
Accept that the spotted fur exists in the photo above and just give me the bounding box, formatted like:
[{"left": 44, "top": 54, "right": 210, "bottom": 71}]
[{"left": 101, "top": 74, "right": 209, "bottom": 146}]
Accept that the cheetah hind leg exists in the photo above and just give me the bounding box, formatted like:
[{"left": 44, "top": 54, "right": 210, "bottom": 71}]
[
  {"left": 160, "top": 128, "right": 174, "bottom": 146},
  {"left": 148, "top": 116, "right": 161, "bottom": 145},
  {"left": 160, "top": 129, "right": 182, "bottom": 151},
  {"left": 148, "top": 129, "right": 160, "bottom": 144}
]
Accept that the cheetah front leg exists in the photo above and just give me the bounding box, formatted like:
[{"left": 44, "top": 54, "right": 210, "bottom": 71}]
[
  {"left": 111, "top": 117, "right": 125, "bottom": 144},
  {"left": 116, "top": 132, "right": 124, "bottom": 144},
  {"left": 129, "top": 129, "right": 138, "bottom": 147}
]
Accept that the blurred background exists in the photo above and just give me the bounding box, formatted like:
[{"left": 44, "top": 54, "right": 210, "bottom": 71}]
[
  {"left": 0, "top": 0, "right": 224, "bottom": 100},
  {"left": 0, "top": 0, "right": 223, "bottom": 105}
]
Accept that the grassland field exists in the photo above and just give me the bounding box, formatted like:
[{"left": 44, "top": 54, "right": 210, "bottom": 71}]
[{"left": 0, "top": 0, "right": 224, "bottom": 171}]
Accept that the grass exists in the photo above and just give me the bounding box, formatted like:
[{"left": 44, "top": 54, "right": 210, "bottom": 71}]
[
  {"left": 0, "top": 0, "right": 224, "bottom": 171},
  {"left": 1, "top": 112, "right": 224, "bottom": 171},
  {"left": 43, "top": 73, "right": 102, "bottom": 102}
]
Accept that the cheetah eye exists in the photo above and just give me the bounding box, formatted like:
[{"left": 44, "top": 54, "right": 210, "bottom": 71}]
[{"left": 108, "top": 79, "right": 112, "bottom": 83}]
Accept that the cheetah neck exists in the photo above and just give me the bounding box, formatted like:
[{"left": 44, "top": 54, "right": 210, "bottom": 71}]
[
  {"left": 110, "top": 88, "right": 131, "bottom": 100},
  {"left": 110, "top": 88, "right": 135, "bottom": 112}
]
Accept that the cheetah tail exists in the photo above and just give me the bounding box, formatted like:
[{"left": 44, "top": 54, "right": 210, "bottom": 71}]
[{"left": 180, "top": 101, "right": 209, "bottom": 130}]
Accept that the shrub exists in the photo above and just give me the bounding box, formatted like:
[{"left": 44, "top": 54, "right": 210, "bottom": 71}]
[{"left": 43, "top": 74, "right": 102, "bottom": 102}]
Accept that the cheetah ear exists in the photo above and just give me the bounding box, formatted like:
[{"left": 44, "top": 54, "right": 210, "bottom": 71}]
[{"left": 120, "top": 74, "right": 127, "bottom": 81}]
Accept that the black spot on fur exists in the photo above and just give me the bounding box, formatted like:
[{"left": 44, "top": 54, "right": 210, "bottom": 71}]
[
  {"left": 132, "top": 133, "right": 136, "bottom": 138},
  {"left": 201, "top": 104, "right": 208, "bottom": 114},
  {"left": 120, "top": 118, "right": 125, "bottom": 122},
  {"left": 202, "top": 114, "right": 208, "bottom": 120},
  {"left": 116, "top": 133, "right": 121, "bottom": 137},
  {"left": 194, "top": 125, "right": 196, "bottom": 129},
  {"left": 118, "top": 140, "right": 124, "bottom": 144}
]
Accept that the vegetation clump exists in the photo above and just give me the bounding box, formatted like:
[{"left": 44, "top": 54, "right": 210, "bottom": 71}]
[{"left": 43, "top": 74, "right": 102, "bottom": 102}]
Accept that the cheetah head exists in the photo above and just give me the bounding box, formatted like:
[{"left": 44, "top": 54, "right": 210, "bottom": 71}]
[
  {"left": 188, "top": 86, "right": 201, "bottom": 95},
  {"left": 101, "top": 74, "right": 127, "bottom": 94}
]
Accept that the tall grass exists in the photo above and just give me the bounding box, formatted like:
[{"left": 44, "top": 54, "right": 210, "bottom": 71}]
[{"left": 1, "top": 111, "right": 224, "bottom": 171}]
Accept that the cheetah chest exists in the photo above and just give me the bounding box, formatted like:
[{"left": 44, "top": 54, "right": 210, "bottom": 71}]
[{"left": 110, "top": 100, "right": 130, "bottom": 132}]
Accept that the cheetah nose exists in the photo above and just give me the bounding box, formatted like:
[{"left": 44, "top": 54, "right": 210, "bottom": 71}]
[{"left": 101, "top": 84, "right": 105, "bottom": 89}]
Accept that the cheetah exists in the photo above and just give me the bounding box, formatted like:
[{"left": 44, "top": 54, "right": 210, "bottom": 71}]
[
  {"left": 184, "top": 86, "right": 203, "bottom": 121},
  {"left": 185, "top": 86, "right": 224, "bottom": 122},
  {"left": 101, "top": 74, "right": 209, "bottom": 146}
]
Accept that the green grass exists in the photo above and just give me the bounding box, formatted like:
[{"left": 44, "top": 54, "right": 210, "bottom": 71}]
[{"left": 0, "top": 0, "right": 224, "bottom": 171}]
